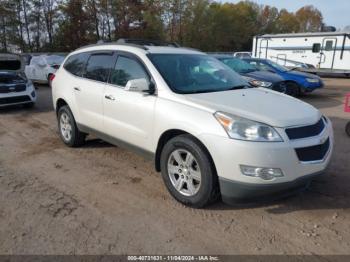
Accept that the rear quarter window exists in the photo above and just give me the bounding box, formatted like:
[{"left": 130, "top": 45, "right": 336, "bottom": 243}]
[{"left": 63, "top": 53, "right": 90, "bottom": 77}]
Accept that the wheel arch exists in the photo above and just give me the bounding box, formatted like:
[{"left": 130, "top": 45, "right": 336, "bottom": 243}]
[
  {"left": 154, "top": 129, "right": 218, "bottom": 177},
  {"left": 55, "top": 98, "right": 68, "bottom": 115}
]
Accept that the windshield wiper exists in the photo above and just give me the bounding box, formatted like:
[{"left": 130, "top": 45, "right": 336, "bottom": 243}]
[{"left": 228, "top": 85, "right": 248, "bottom": 90}]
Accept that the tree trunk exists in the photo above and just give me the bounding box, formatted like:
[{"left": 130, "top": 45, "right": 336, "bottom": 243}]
[{"left": 22, "top": 0, "right": 32, "bottom": 51}]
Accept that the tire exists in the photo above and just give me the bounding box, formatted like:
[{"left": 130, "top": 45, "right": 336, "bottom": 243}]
[
  {"left": 286, "top": 82, "right": 300, "bottom": 97},
  {"left": 160, "top": 134, "right": 219, "bottom": 208},
  {"left": 346, "top": 122, "right": 350, "bottom": 137},
  {"left": 57, "top": 105, "right": 86, "bottom": 147}
]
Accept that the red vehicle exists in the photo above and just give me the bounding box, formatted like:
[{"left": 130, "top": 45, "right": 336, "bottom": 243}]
[{"left": 345, "top": 93, "right": 350, "bottom": 136}]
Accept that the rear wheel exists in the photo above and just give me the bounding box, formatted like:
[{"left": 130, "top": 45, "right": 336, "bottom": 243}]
[
  {"left": 286, "top": 82, "right": 300, "bottom": 97},
  {"left": 160, "top": 135, "right": 219, "bottom": 208},
  {"left": 57, "top": 105, "right": 86, "bottom": 147},
  {"left": 346, "top": 122, "right": 350, "bottom": 137}
]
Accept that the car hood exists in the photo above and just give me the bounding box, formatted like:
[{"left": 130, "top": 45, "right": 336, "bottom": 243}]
[
  {"left": 286, "top": 70, "right": 321, "bottom": 79},
  {"left": 0, "top": 71, "right": 27, "bottom": 84},
  {"left": 243, "top": 70, "right": 284, "bottom": 83},
  {"left": 185, "top": 88, "right": 320, "bottom": 127},
  {"left": 0, "top": 53, "right": 24, "bottom": 73}
]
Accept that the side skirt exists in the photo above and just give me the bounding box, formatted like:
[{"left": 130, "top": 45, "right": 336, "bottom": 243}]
[{"left": 77, "top": 123, "right": 155, "bottom": 162}]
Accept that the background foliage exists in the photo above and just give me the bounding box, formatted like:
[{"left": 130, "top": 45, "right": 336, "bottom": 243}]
[{"left": 0, "top": 0, "right": 327, "bottom": 53}]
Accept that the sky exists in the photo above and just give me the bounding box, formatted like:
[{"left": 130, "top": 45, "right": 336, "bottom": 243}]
[{"left": 222, "top": 0, "right": 350, "bottom": 30}]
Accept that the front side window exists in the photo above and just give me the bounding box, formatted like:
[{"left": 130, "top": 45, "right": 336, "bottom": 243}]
[
  {"left": 109, "top": 56, "right": 149, "bottom": 87},
  {"left": 85, "top": 53, "right": 115, "bottom": 82},
  {"left": 148, "top": 54, "right": 247, "bottom": 94},
  {"left": 64, "top": 53, "right": 90, "bottom": 77}
]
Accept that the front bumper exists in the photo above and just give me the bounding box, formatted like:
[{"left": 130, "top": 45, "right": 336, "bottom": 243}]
[
  {"left": 0, "top": 86, "right": 36, "bottom": 107},
  {"left": 219, "top": 172, "right": 321, "bottom": 203},
  {"left": 198, "top": 118, "right": 333, "bottom": 201},
  {"left": 302, "top": 80, "right": 324, "bottom": 91}
]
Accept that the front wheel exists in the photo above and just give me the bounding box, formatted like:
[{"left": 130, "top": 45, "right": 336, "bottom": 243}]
[
  {"left": 57, "top": 105, "right": 86, "bottom": 147},
  {"left": 160, "top": 135, "right": 219, "bottom": 208},
  {"left": 286, "top": 82, "right": 300, "bottom": 97}
]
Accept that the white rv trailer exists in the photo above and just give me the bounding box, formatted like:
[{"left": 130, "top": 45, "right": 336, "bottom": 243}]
[{"left": 252, "top": 32, "right": 350, "bottom": 74}]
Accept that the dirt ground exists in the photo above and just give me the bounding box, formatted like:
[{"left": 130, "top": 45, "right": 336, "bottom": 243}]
[{"left": 0, "top": 78, "right": 350, "bottom": 255}]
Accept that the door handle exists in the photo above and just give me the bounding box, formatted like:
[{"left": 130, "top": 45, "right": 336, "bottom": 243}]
[
  {"left": 74, "top": 87, "right": 81, "bottom": 91},
  {"left": 105, "top": 94, "right": 115, "bottom": 101}
]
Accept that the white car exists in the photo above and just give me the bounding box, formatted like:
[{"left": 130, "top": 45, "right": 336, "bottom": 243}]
[
  {"left": 25, "top": 55, "right": 64, "bottom": 85},
  {"left": 0, "top": 53, "right": 36, "bottom": 108},
  {"left": 52, "top": 40, "right": 333, "bottom": 207}
]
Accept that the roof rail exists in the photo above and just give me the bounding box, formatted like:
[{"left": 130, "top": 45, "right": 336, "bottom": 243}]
[
  {"left": 116, "top": 38, "right": 180, "bottom": 48},
  {"left": 75, "top": 38, "right": 182, "bottom": 52}
]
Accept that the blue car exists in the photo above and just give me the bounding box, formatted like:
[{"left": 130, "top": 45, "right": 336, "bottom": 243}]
[{"left": 243, "top": 58, "right": 324, "bottom": 96}]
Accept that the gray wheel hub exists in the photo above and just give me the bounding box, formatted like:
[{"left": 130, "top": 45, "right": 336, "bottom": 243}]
[
  {"left": 167, "top": 149, "right": 202, "bottom": 196},
  {"left": 60, "top": 112, "right": 72, "bottom": 142}
]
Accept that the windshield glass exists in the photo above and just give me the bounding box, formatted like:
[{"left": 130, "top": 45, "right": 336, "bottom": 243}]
[
  {"left": 218, "top": 57, "right": 257, "bottom": 73},
  {"left": 148, "top": 54, "right": 248, "bottom": 94},
  {"left": 266, "top": 60, "right": 288, "bottom": 72}
]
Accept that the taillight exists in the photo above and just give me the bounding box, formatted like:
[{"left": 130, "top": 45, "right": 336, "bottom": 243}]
[{"left": 49, "top": 74, "right": 55, "bottom": 82}]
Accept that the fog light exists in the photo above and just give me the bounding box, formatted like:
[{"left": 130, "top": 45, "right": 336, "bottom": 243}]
[
  {"left": 31, "top": 91, "right": 36, "bottom": 98},
  {"left": 240, "top": 165, "right": 284, "bottom": 180}
]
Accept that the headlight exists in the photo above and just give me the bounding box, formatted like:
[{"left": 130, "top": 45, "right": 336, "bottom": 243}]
[
  {"left": 214, "top": 112, "right": 283, "bottom": 142},
  {"left": 243, "top": 76, "right": 272, "bottom": 88},
  {"left": 306, "top": 78, "right": 319, "bottom": 83}
]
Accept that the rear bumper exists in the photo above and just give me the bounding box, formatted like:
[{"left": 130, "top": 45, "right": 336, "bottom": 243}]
[{"left": 219, "top": 171, "right": 322, "bottom": 204}]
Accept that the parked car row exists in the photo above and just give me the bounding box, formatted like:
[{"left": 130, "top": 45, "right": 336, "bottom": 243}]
[{"left": 50, "top": 39, "right": 333, "bottom": 208}]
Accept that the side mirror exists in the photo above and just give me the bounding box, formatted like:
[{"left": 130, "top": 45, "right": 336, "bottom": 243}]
[{"left": 125, "top": 78, "right": 154, "bottom": 94}]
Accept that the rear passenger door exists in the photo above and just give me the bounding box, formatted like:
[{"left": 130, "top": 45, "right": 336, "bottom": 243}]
[
  {"left": 74, "top": 51, "right": 116, "bottom": 131},
  {"left": 103, "top": 52, "right": 156, "bottom": 151}
]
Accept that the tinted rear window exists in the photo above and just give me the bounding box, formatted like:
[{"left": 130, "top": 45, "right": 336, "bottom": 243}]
[
  {"left": 63, "top": 53, "right": 89, "bottom": 77},
  {"left": 0, "top": 60, "right": 21, "bottom": 70},
  {"left": 85, "top": 53, "right": 115, "bottom": 82}
]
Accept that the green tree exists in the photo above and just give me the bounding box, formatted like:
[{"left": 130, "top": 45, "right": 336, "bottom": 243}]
[{"left": 296, "top": 5, "right": 323, "bottom": 32}]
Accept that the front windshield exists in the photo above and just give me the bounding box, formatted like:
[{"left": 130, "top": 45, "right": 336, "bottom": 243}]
[
  {"left": 267, "top": 60, "right": 288, "bottom": 72},
  {"left": 218, "top": 57, "right": 257, "bottom": 74},
  {"left": 148, "top": 54, "right": 248, "bottom": 94}
]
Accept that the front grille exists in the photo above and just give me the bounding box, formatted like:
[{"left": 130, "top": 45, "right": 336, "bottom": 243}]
[
  {"left": 295, "top": 138, "right": 330, "bottom": 162},
  {"left": 286, "top": 118, "right": 325, "bottom": 140},
  {"left": 0, "top": 95, "right": 31, "bottom": 105},
  {"left": 0, "top": 84, "right": 26, "bottom": 93}
]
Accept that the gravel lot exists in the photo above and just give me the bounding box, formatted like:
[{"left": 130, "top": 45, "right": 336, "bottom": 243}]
[{"left": 0, "top": 79, "right": 350, "bottom": 255}]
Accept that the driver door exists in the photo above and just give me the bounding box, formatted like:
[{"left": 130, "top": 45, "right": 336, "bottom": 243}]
[{"left": 103, "top": 53, "right": 157, "bottom": 151}]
